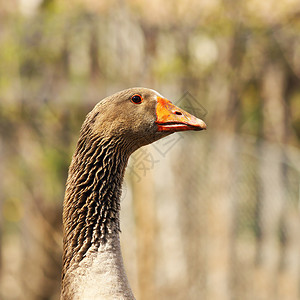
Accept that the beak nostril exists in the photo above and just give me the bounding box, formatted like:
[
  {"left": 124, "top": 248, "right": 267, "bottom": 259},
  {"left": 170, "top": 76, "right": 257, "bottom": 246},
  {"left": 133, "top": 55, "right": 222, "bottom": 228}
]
[{"left": 175, "top": 111, "right": 182, "bottom": 116}]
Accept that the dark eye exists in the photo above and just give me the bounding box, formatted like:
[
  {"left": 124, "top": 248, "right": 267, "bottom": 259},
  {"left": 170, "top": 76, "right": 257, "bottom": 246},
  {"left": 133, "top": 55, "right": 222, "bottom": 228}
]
[{"left": 131, "top": 94, "right": 143, "bottom": 104}]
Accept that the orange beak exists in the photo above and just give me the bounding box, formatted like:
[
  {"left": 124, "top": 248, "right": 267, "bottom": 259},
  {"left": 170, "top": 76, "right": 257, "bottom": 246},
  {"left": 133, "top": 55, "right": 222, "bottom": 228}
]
[{"left": 155, "top": 97, "right": 207, "bottom": 132}]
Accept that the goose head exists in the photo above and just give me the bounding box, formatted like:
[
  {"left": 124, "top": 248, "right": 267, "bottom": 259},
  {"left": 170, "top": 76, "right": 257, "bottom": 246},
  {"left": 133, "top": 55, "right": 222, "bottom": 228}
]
[{"left": 86, "top": 87, "right": 206, "bottom": 153}]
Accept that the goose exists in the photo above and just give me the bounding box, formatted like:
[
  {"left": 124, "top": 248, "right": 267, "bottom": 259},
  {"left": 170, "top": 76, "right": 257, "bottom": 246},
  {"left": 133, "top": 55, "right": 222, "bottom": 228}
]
[{"left": 61, "top": 87, "right": 206, "bottom": 299}]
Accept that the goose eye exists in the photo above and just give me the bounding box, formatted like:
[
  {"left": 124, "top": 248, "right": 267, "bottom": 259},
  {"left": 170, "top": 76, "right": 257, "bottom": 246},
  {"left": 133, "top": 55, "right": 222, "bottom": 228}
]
[{"left": 131, "top": 94, "right": 143, "bottom": 104}]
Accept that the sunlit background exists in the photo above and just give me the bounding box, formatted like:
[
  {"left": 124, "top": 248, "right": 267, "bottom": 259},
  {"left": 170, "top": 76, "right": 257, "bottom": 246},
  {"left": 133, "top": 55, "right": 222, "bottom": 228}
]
[{"left": 1, "top": 0, "right": 300, "bottom": 299}]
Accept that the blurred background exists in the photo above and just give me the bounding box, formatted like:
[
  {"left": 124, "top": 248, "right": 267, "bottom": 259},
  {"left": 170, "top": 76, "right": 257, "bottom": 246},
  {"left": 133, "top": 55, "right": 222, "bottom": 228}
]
[{"left": 1, "top": 0, "right": 300, "bottom": 299}]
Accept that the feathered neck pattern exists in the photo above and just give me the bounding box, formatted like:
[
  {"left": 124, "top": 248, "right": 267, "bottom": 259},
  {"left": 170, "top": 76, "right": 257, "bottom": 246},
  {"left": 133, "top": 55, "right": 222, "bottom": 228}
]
[{"left": 62, "top": 123, "right": 130, "bottom": 281}]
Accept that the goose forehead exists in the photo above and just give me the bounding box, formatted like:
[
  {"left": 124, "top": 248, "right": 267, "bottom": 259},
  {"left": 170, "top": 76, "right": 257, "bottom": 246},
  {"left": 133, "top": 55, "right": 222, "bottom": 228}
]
[
  {"left": 147, "top": 88, "right": 164, "bottom": 98},
  {"left": 129, "top": 87, "right": 163, "bottom": 99},
  {"left": 97, "top": 88, "right": 164, "bottom": 107}
]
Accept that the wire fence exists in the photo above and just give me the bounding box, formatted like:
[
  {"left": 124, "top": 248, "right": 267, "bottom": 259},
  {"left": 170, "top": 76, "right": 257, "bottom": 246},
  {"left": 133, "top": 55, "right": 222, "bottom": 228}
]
[{"left": 122, "top": 133, "right": 300, "bottom": 300}]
